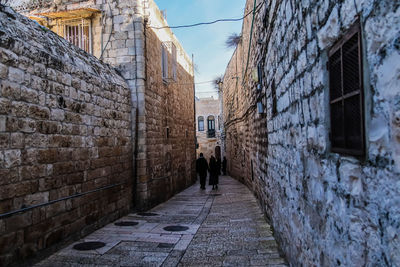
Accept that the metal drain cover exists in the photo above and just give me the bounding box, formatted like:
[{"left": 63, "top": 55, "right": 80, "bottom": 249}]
[
  {"left": 115, "top": 221, "right": 139, "bottom": 226},
  {"left": 73, "top": 241, "right": 106, "bottom": 251},
  {"left": 137, "top": 212, "right": 158, "bottom": 216},
  {"left": 163, "top": 225, "right": 189, "bottom": 232},
  {"left": 157, "top": 243, "right": 174, "bottom": 248}
]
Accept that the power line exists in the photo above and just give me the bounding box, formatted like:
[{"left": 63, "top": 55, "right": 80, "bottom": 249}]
[
  {"left": 195, "top": 91, "right": 219, "bottom": 93},
  {"left": 149, "top": 1, "right": 264, "bottom": 30}
]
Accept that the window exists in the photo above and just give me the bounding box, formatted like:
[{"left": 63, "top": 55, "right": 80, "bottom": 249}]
[
  {"left": 63, "top": 19, "right": 91, "bottom": 53},
  {"left": 161, "top": 43, "right": 168, "bottom": 81},
  {"left": 172, "top": 43, "right": 177, "bottom": 81},
  {"left": 198, "top": 116, "right": 204, "bottom": 131},
  {"left": 207, "top": 115, "right": 215, "bottom": 131},
  {"left": 257, "top": 63, "right": 263, "bottom": 90},
  {"left": 207, "top": 115, "right": 216, "bottom": 138},
  {"left": 329, "top": 22, "right": 365, "bottom": 156},
  {"left": 271, "top": 80, "right": 277, "bottom": 117}
]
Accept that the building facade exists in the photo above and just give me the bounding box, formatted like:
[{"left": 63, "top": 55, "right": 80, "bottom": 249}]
[
  {"left": 223, "top": 0, "right": 400, "bottom": 266},
  {"left": 195, "top": 97, "right": 223, "bottom": 161},
  {"left": 0, "top": 0, "right": 195, "bottom": 264}
]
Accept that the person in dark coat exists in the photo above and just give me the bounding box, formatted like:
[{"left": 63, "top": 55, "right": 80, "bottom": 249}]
[
  {"left": 216, "top": 157, "right": 222, "bottom": 175},
  {"left": 208, "top": 156, "right": 219, "bottom": 190},
  {"left": 222, "top": 157, "right": 227, "bottom": 175},
  {"left": 196, "top": 153, "right": 209, "bottom": 189}
]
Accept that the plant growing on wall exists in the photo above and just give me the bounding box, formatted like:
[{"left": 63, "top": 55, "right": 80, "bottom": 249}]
[
  {"left": 225, "top": 33, "right": 242, "bottom": 48},
  {"left": 213, "top": 76, "right": 224, "bottom": 92}
]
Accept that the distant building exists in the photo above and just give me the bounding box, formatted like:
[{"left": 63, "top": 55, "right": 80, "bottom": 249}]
[{"left": 195, "top": 97, "right": 223, "bottom": 160}]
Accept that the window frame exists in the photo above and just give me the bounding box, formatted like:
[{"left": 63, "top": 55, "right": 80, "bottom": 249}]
[
  {"left": 328, "top": 21, "right": 365, "bottom": 156},
  {"left": 172, "top": 43, "right": 177, "bottom": 81},
  {"left": 207, "top": 115, "right": 215, "bottom": 131},
  {"left": 198, "top": 116, "right": 204, "bottom": 131},
  {"left": 62, "top": 18, "right": 92, "bottom": 54},
  {"left": 161, "top": 43, "right": 169, "bottom": 82}
]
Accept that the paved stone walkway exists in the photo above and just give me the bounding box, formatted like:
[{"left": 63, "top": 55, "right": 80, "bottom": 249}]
[{"left": 36, "top": 176, "right": 288, "bottom": 266}]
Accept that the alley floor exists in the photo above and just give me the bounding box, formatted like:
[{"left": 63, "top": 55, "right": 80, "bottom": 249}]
[{"left": 35, "top": 176, "right": 288, "bottom": 267}]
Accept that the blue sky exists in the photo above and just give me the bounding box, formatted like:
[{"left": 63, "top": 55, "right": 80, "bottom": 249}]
[{"left": 155, "top": 0, "right": 246, "bottom": 98}]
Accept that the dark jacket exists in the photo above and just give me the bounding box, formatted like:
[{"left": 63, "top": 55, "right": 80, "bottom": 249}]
[
  {"left": 222, "top": 157, "right": 227, "bottom": 173},
  {"left": 196, "top": 156, "right": 209, "bottom": 176},
  {"left": 209, "top": 156, "right": 219, "bottom": 185}
]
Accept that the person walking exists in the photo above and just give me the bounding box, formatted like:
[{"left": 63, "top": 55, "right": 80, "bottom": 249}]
[
  {"left": 222, "top": 157, "right": 227, "bottom": 175},
  {"left": 216, "top": 157, "right": 222, "bottom": 176},
  {"left": 208, "top": 156, "right": 219, "bottom": 190},
  {"left": 196, "top": 153, "right": 209, "bottom": 190}
]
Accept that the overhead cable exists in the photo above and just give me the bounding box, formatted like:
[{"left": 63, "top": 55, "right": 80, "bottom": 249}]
[{"left": 149, "top": 1, "right": 264, "bottom": 30}]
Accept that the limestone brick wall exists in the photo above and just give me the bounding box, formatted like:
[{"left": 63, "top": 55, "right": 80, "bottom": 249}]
[
  {"left": 137, "top": 15, "right": 196, "bottom": 210},
  {"left": 223, "top": 0, "right": 400, "bottom": 266},
  {"left": 0, "top": 6, "right": 132, "bottom": 265},
  {"left": 12, "top": 0, "right": 197, "bottom": 210}
]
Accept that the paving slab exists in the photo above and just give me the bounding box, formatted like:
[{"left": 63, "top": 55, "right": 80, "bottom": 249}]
[{"left": 35, "top": 176, "right": 288, "bottom": 266}]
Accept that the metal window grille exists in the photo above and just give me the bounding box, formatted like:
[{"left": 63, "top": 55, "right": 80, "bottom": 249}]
[
  {"left": 207, "top": 116, "right": 215, "bottom": 131},
  {"left": 329, "top": 21, "right": 365, "bottom": 156},
  {"left": 207, "top": 115, "right": 216, "bottom": 138},
  {"left": 63, "top": 19, "right": 91, "bottom": 53}
]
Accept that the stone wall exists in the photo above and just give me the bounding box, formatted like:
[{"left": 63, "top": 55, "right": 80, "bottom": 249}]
[
  {"left": 136, "top": 10, "right": 196, "bottom": 209},
  {"left": 11, "top": 0, "right": 197, "bottom": 210},
  {"left": 0, "top": 5, "right": 132, "bottom": 265},
  {"left": 223, "top": 0, "right": 400, "bottom": 266}
]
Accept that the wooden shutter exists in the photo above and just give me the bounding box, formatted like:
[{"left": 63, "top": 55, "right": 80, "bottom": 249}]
[{"left": 329, "top": 22, "right": 365, "bottom": 156}]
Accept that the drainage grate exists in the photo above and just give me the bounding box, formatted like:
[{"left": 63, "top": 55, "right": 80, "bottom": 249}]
[
  {"left": 114, "top": 221, "right": 139, "bottom": 226},
  {"left": 137, "top": 212, "right": 159, "bottom": 216},
  {"left": 208, "top": 193, "right": 222, "bottom": 196},
  {"left": 157, "top": 243, "right": 174, "bottom": 248},
  {"left": 73, "top": 241, "right": 106, "bottom": 251},
  {"left": 163, "top": 225, "right": 189, "bottom": 232}
]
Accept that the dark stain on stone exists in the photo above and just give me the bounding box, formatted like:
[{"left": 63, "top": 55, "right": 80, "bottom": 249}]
[
  {"left": 73, "top": 241, "right": 106, "bottom": 251},
  {"left": 114, "top": 221, "right": 139, "bottom": 226},
  {"left": 157, "top": 243, "right": 174, "bottom": 248},
  {"left": 163, "top": 225, "right": 189, "bottom": 232},
  {"left": 137, "top": 212, "right": 158, "bottom": 216},
  {"left": 57, "top": 96, "right": 66, "bottom": 108}
]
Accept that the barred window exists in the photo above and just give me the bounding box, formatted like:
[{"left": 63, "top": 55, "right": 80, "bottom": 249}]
[
  {"left": 329, "top": 22, "right": 365, "bottom": 156},
  {"left": 63, "top": 19, "right": 91, "bottom": 53}
]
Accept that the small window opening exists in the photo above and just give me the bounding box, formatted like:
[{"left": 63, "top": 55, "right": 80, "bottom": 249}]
[
  {"left": 198, "top": 116, "right": 204, "bottom": 131},
  {"left": 329, "top": 21, "right": 365, "bottom": 156}
]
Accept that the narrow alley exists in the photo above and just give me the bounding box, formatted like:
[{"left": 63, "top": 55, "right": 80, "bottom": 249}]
[
  {"left": 35, "top": 176, "right": 287, "bottom": 267},
  {"left": 1, "top": 0, "right": 400, "bottom": 265}
]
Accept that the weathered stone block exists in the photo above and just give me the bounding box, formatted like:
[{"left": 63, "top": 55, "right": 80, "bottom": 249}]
[
  {"left": 1, "top": 80, "right": 21, "bottom": 100},
  {"left": 0, "top": 62, "right": 8, "bottom": 79},
  {"left": 3, "top": 149, "right": 21, "bottom": 168}
]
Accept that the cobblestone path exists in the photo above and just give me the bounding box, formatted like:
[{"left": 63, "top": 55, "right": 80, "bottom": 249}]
[{"left": 36, "top": 176, "right": 288, "bottom": 266}]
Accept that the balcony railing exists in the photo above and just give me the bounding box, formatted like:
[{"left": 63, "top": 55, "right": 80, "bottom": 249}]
[{"left": 207, "top": 130, "right": 216, "bottom": 138}]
